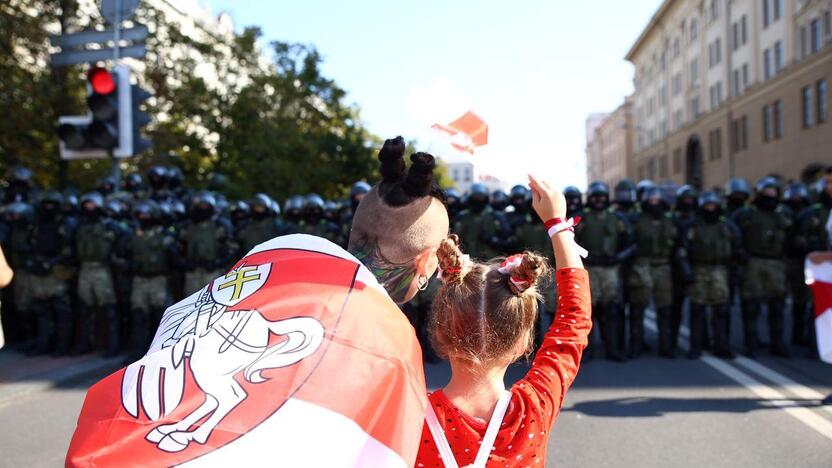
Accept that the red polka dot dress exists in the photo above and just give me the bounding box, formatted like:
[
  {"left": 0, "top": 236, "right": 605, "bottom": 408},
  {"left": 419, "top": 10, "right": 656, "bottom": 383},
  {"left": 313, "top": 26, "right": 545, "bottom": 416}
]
[{"left": 415, "top": 268, "right": 591, "bottom": 468}]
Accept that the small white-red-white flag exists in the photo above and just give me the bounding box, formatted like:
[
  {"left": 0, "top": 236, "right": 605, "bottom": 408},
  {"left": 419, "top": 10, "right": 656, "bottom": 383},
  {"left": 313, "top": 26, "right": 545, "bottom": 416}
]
[{"left": 805, "top": 259, "right": 832, "bottom": 364}]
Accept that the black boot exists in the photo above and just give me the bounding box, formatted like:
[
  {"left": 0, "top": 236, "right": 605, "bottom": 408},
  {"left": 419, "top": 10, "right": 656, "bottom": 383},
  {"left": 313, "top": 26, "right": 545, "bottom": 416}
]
[
  {"left": 604, "top": 304, "right": 626, "bottom": 362},
  {"left": 72, "top": 303, "right": 94, "bottom": 355},
  {"left": 688, "top": 303, "right": 706, "bottom": 359},
  {"left": 741, "top": 301, "right": 760, "bottom": 357},
  {"left": 628, "top": 305, "right": 646, "bottom": 359},
  {"left": 32, "top": 301, "right": 55, "bottom": 355},
  {"left": 669, "top": 298, "right": 684, "bottom": 353},
  {"left": 657, "top": 307, "right": 675, "bottom": 358},
  {"left": 712, "top": 304, "right": 734, "bottom": 359},
  {"left": 767, "top": 299, "right": 791, "bottom": 358},
  {"left": 52, "top": 298, "right": 73, "bottom": 356},
  {"left": 103, "top": 304, "right": 121, "bottom": 357},
  {"left": 791, "top": 300, "right": 808, "bottom": 347}
]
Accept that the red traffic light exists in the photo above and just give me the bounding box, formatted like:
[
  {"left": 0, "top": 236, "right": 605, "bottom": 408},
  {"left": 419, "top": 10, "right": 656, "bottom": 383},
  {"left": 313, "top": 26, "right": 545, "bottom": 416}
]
[{"left": 88, "top": 66, "right": 115, "bottom": 95}]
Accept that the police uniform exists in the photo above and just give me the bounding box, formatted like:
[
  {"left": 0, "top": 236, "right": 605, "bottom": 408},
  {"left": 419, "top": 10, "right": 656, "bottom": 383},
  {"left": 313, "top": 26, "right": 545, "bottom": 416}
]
[
  {"left": 454, "top": 183, "right": 504, "bottom": 261},
  {"left": 181, "top": 191, "right": 233, "bottom": 296},
  {"left": 732, "top": 177, "right": 792, "bottom": 357}
]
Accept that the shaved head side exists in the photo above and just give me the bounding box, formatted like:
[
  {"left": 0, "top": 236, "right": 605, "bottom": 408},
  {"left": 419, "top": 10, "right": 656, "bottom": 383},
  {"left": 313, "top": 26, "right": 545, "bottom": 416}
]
[
  {"left": 350, "top": 186, "right": 449, "bottom": 265},
  {"left": 348, "top": 137, "right": 450, "bottom": 303}
]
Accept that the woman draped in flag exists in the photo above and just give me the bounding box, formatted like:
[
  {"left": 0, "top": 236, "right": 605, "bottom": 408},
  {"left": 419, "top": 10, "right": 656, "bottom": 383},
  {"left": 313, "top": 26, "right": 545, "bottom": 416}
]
[
  {"left": 67, "top": 136, "right": 451, "bottom": 467},
  {"left": 416, "top": 175, "right": 590, "bottom": 467}
]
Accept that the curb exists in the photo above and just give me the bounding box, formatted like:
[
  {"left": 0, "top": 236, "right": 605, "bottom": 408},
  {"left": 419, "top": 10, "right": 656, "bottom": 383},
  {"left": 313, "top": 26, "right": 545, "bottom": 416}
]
[{"left": 0, "top": 356, "right": 122, "bottom": 409}]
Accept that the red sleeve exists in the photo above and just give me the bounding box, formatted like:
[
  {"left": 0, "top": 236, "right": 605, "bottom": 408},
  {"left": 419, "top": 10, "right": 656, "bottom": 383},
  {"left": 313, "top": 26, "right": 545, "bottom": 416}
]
[{"left": 515, "top": 268, "right": 591, "bottom": 428}]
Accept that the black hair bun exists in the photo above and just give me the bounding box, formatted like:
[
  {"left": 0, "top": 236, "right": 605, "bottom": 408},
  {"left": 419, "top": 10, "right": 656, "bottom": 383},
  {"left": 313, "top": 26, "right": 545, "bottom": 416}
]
[
  {"left": 402, "top": 152, "right": 436, "bottom": 198},
  {"left": 379, "top": 136, "right": 406, "bottom": 183}
]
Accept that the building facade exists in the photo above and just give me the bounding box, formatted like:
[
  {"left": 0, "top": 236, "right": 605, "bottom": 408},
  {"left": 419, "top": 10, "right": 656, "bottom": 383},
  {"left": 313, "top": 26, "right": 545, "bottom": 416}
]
[
  {"left": 585, "top": 99, "right": 635, "bottom": 187},
  {"left": 626, "top": 0, "right": 832, "bottom": 190}
]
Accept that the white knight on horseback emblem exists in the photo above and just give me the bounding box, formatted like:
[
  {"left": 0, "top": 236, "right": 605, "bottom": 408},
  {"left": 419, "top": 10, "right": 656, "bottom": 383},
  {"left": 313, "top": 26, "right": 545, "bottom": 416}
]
[{"left": 120, "top": 262, "right": 325, "bottom": 453}]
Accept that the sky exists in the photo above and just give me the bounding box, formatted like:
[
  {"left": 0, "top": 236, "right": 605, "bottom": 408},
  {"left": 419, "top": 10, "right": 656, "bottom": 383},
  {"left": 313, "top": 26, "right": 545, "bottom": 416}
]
[{"left": 205, "top": 0, "right": 663, "bottom": 189}]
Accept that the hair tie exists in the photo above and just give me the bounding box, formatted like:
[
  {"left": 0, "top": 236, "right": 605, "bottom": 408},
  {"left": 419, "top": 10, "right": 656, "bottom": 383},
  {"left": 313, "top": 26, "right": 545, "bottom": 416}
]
[
  {"left": 439, "top": 254, "right": 471, "bottom": 281},
  {"left": 498, "top": 254, "right": 532, "bottom": 292}
]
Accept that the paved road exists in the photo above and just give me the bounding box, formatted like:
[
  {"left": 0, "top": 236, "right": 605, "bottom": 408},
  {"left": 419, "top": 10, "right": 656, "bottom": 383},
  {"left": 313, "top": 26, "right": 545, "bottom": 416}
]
[{"left": 2, "top": 310, "right": 831, "bottom": 467}]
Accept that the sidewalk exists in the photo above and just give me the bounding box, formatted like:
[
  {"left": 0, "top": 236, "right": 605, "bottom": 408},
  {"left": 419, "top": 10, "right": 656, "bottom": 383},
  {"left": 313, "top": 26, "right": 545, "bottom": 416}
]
[{"left": 0, "top": 349, "right": 123, "bottom": 408}]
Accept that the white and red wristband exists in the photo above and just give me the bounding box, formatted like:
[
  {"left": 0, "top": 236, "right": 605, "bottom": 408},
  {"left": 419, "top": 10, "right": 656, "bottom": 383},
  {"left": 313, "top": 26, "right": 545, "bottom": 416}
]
[{"left": 544, "top": 216, "right": 589, "bottom": 258}]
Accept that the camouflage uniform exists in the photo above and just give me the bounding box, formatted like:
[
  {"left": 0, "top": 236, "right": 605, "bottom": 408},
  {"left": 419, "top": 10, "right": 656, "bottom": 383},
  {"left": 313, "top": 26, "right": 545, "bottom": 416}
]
[
  {"left": 681, "top": 192, "right": 741, "bottom": 358},
  {"left": 732, "top": 177, "right": 792, "bottom": 357},
  {"left": 454, "top": 184, "right": 505, "bottom": 261},
  {"left": 127, "top": 209, "right": 177, "bottom": 358},
  {"left": 75, "top": 193, "right": 126, "bottom": 355},
  {"left": 237, "top": 194, "right": 284, "bottom": 255},
  {"left": 574, "top": 181, "right": 633, "bottom": 361},
  {"left": 28, "top": 193, "right": 74, "bottom": 355},
  {"left": 627, "top": 189, "right": 677, "bottom": 358},
  {"left": 181, "top": 220, "right": 231, "bottom": 295}
]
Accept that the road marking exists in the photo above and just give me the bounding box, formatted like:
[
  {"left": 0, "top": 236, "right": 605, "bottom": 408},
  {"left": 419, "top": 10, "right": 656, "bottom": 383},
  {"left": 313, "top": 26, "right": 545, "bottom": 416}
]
[
  {"left": 733, "top": 357, "right": 832, "bottom": 417},
  {"left": 643, "top": 312, "right": 832, "bottom": 441}
]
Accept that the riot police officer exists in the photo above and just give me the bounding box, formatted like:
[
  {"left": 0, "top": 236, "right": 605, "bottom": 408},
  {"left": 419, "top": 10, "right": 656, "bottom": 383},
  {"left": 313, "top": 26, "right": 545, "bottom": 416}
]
[
  {"left": 180, "top": 191, "right": 234, "bottom": 295},
  {"left": 636, "top": 179, "right": 657, "bottom": 204},
  {"left": 682, "top": 192, "right": 741, "bottom": 359},
  {"left": 564, "top": 186, "right": 583, "bottom": 219},
  {"left": 613, "top": 179, "right": 639, "bottom": 219},
  {"left": 96, "top": 176, "right": 117, "bottom": 198},
  {"left": 784, "top": 182, "right": 812, "bottom": 348},
  {"left": 671, "top": 185, "right": 699, "bottom": 354},
  {"left": 299, "top": 194, "right": 339, "bottom": 242},
  {"left": 29, "top": 191, "right": 74, "bottom": 355},
  {"left": 3, "top": 202, "right": 35, "bottom": 349},
  {"left": 229, "top": 200, "right": 251, "bottom": 231},
  {"left": 725, "top": 178, "right": 752, "bottom": 217},
  {"left": 732, "top": 177, "right": 792, "bottom": 357},
  {"left": 283, "top": 195, "right": 305, "bottom": 235},
  {"left": 125, "top": 200, "right": 178, "bottom": 360},
  {"left": 3, "top": 166, "right": 38, "bottom": 204},
  {"left": 75, "top": 192, "right": 127, "bottom": 356},
  {"left": 237, "top": 193, "right": 283, "bottom": 255},
  {"left": 453, "top": 183, "right": 504, "bottom": 261},
  {"left": 445, "top": 188, "right": 464, "bottom": 221},
  {"left": 491, "top": 190, "right": 509, "bottom": 214},
  {"left": 123, "top": 173, "right": 144, "bottom": 200},
  {"left": 574, "top": 181, "right": 633, "bottom": 361},
  {"left": 627, "top": 187, "right": 677, "bottom": 358},
  {"left": 147, "top": 166, "right": 171, "bottom": 203}
]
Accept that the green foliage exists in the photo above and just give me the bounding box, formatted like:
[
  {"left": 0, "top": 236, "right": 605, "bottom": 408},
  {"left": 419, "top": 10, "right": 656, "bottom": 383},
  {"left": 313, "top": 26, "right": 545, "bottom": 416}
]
[{"left": 1, "top": 0, "right": 379, "bottom": 200}]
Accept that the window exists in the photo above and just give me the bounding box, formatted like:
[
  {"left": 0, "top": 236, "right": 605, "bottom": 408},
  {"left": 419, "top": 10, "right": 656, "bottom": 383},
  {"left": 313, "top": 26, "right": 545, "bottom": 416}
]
[
  {"left": 812, "top": 19, "right": 822, "bottom": 53},
  {"left": 818, "top": 79, "right": 827, "bottom": 123},
  {"left": 773, "top": 0, "right": 781, "bottom": 21},
  {"left": 709, "top": 39, "right": 722, "bottom": 67},
  {"left": 741, "top": 115, "right": 748, "bottom": 150},
  {"left": 672, "top": 73, "right": 682, "bottom": 96},
  {"left": 690, "top": 18, "right": 699, "bottom": 42},
  {"left": 774, "top": 41, "right": 783, "bottom": 72},
  {"left": 801, "top": 26, "right": 809, "bottom": 58},
  {"left": 710, "top": 85, "right": 717, "bottom": 108},
  {"left": 691, "top": 96, "right": 700, "bottom": 119},
  {"left": 659, "top": 154, "right": 668, "bottom": 178},
  {"left": 763, "top": 104, "right": 772, "bottom": 142},
  {"left": 659, "top": 85, "right": 667, "bottom": 106},
  {"left": 803, "top": 86, "right": 814, "bottom": 128},
  {"left": 673, "top": 37, "right": 680, "bottom": 58},
  {"left": 710, "top": 0, "right": 719, "bottom": 23},
  {"left": 673, "top": 109, "right": 684, "bottom": 129},
  {"left": 731, "top": 119, "right": 740, "bottom": 153},
  {"left": 716, "top": 38, "right": 721, "bottom": 64},
  {"left": 733, "top": 69, "right": 741, "bottom": 96},
  {"left": 708, "top": 128, "right": 723, "bottom": 160},
  {"left": 733, "top": 22, "right": 740, "bottom": 51},
  {"left": 690, "top": 57, "right": 699, "bottom": 84},
  {"left": 742, "top": 15, "right": 748, "bottom": 44},
  {"left": 763, "top": 0, "right": 770, "bottom": 28},
  {"left": 742, "top": 63, "right": 749, "bottom": 87},
  {"left": 673, "top": 148, "right": 682, "bottom": 174},
  {"left": 774, "top": 99, "right": 783, "bottom": 138},
  {"left": 826, "top": 11, "right": 832, "bottom": 39},
  {"left": 764, "top": 49, "right": 771, "bottom": 80}
]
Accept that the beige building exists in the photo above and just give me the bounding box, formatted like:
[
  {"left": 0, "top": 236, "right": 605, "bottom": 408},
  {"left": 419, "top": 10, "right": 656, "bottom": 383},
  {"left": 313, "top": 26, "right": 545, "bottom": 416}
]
[
  {"left": 585, "top": 99, "right": 635, "bottom": 187},
  {"left": 625, "top": 0, "right": 832, "bottom": 190}
]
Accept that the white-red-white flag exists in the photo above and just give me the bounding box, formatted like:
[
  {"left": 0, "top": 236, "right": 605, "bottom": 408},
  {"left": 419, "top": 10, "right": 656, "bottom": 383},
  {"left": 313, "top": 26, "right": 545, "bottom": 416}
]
[
  {"left": 431, "top": 111, "right": 488, "bottom": 155},
  {"left": 805, "top": 259, "right": 832, "bottom": 364},
  {"left": 67, "top": 235, "right": 427, "bottom": 467}
]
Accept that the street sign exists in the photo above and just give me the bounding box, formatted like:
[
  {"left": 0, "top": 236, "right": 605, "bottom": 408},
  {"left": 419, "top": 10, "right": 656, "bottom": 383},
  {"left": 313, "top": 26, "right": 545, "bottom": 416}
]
[
  {"left": 50, "top": 44, "right": 146, "bottom": 67},
  {"left": 49, "top": 25, "right": 148, "bottom": 49},
  {"left": 99, "top": 0, "right": 140, "bottom": 24}
]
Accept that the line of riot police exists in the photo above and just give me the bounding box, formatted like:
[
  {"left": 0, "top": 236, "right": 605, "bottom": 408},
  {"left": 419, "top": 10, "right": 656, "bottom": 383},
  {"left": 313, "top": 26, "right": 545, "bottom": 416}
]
[{"left": 0, "top": 166, "right": 372, "bottom": 362}]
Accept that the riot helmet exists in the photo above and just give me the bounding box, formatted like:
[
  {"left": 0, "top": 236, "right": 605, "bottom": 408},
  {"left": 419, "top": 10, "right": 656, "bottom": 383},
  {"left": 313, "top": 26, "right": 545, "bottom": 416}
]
[
  {"left": 467, "top": 183, "right": 490, "bottom": 213},
  {"left": 586, "top": 181, "right": 610, "bottom": 211}
]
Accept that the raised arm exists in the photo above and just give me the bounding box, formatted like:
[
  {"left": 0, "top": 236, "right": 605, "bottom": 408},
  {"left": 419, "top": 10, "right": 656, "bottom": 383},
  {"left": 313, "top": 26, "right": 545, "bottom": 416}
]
[
  {"left": 519, "top": 175, "right": 591, "bottom": 426},
  {"left": 0, "top": 244, "right": 14, "bottom": 288}
]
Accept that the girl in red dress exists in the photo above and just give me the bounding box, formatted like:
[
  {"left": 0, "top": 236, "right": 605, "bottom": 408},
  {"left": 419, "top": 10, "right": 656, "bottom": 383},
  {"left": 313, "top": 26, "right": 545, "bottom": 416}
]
[{"left": 416, "top": 175, "right": 591, "bottom": 468}]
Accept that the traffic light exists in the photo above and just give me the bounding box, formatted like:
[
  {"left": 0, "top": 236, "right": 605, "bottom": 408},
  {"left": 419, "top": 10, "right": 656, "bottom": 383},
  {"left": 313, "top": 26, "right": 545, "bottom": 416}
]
[{"left": 57, "top": 65, "right": 152, "bottom": 160}]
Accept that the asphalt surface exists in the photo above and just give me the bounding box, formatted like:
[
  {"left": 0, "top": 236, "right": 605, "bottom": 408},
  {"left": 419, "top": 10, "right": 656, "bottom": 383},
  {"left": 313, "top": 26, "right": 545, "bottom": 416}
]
[{"left": 1, "top": 309, "right": 831, "bottom": 468}]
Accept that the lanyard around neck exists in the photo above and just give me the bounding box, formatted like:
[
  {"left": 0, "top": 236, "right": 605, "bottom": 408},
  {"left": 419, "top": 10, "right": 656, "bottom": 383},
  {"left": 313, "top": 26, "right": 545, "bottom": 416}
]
[{"left": 425, "top": 391, "right": 512, "bottom": 468}]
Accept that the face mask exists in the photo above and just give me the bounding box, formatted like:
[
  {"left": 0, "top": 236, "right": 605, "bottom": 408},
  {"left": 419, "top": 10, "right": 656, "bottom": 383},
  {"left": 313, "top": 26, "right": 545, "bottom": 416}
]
[
  {"left": 138, "top": 217, "right": 155, "bottom": 229},
  {"left": 304, "top": 209, "right": 322, "bottom": 223},
  {"left": 469, "top": 198, "right": 488, "bottom": 213},
  {"left": 82, "top": 209, "right": 100, "bottom": 221},
  {"left": 643, "top": 203, "right": 665, "bottom": 218},
  {"left": 191, "top": 207, "right": 213, "bottom": 222},
  {"left": 756, "top": 196, "right": 779, "bottom": 211},
  {"left": 702, "top": 210, "right": 720, "bottom": 223},
  {"left": 589, "top": 196, "right": 607, "bottom": 211},
  {"left": 678, "top": 199, "right": 696, "bottom": 211},
  {"left": 252, "top": 209, "right": 269, "bottom": 220},
  {"left": 566, "top": 199, "right": 582, "bottom": 215}
]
